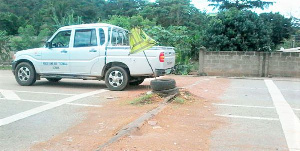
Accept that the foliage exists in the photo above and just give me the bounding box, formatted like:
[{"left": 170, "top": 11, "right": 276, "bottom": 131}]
[
  {"left": 0, "top": 30, "right": 11, "bottom": 61},
  {"left": 130, "top": 93, "right": 154, "bottom": 105},
  {"left": 260, "top": 13, "right": 292, "bottom": 49},
  {"left": 0, "top": 0, "right": 295, "bottom": 75},
  {"left": 10, "top": 25, "right": 50, "bottom": 51},
  {"left": 0, "top": 12, "right": 22, "bottom": 35},
  {"left": 106, "top": 15, "right": 156, "bottom": 30},
  {"left": 203, "top": 8, "right": 273, "bottom": 51},
  {"left": 52, "top": 12, "right": 83, "bottom": 29},
  {"left": 208, "top": 0, "right": 273, "bottom": 10},
  {"left": 174, "top": 97, "right": 186, "bottom": 104}
]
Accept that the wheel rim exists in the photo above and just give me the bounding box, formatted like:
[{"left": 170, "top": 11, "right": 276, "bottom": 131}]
[
  {"left": 108, "top": 70, "right": 123, "bottom": 87},
  {"left": 17, "top": 66, "right": 30, "bottom": 82}
]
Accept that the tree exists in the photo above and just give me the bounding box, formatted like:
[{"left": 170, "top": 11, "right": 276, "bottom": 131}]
[
  {"left": 0, "top": 12, "right": 22, "bottom": 35},
  {"left": 208, "top": 0, "right": 273, "bottom": 10},
  {"left": 260, "top": 13, "right": 292, "bottom": 49},
  {"left": 10, "top": 25, "right": 50, "bottom": 51},
  {"left": 203, "top": 8, "right": 273, "bottom": 51},
  {"left": 0, "top": 30, "right": 11, "bottom": 61}
]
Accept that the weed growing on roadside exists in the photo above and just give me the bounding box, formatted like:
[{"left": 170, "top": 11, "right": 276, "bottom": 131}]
[
  {"left": 0, "top": 65, "right": 11, "bottom": 70},
  {"left": 174, "top": 97, "right": 185, "bottom": 104},
  {"left": 130, "top": 94, "right": 153, "bottom": 105}
]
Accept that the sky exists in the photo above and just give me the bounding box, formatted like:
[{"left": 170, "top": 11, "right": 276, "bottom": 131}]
[{"left": 191, "top": 0, "right": 300, "bottom": 18}]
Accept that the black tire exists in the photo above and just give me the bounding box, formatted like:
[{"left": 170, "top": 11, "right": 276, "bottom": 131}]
[
  {"left": 15, "top": 62, "right": 36, "bottom": 86},
  {"left": 150, "top": 79, "right": 176, "bottom": 91},
  {"left": 129, "top": 78, "right": 144, "bottom": 86},
  {"left": 46, "top": 78, "right": 62, "bottom": 82},
  {"left": 105, "top": 66, "right": 129, "bottom": 91}
]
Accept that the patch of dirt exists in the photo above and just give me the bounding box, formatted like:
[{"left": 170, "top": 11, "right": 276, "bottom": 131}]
[{"left": 103, "top": 76, "right": 230, "bottom": 151}]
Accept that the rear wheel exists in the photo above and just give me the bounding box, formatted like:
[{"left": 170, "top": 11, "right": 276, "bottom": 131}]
[
  {"left": 15, "top": 62, "right": 36, "bottom": 86},
  {"left": 46, "top": 78, "right": 62, "bottom": 82},
  {"left": 105, "top": 66, "right": 129, "bottom": 91}
]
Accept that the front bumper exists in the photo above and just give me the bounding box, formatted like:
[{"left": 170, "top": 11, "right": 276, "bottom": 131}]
[{"left": 12, "top": 61, "right": 16, "bottom": 75}]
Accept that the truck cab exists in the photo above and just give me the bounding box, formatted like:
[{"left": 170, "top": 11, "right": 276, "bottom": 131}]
[{"left": 12, "top": 23, "right": 175, "bottom": 90}]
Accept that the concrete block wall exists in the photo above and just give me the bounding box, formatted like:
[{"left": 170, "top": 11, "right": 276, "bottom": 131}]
[
  {"left": 268, "top": 52, "right": 300, "bottom": 77},
  {"left": 199, "top": 49, "right": 300, "bottom": 78}
]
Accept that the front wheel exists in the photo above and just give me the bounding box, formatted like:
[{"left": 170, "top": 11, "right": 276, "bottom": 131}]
[
  {"left": 105, "top": 66, "right": 129, "bottom": 91},
  {"left": 15, "top": 62, "right": 36, "bottom": 86}
]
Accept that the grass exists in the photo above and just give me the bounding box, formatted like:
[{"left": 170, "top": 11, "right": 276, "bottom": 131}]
[
  {"left": 173, "top": 97, "right": 186, "bottom": 104},
  {"left": 130, "top": 94, "right": 154, "bottom": 105},
  {"left": 0, "top": 65, "right": 11, "bottom": 70}
]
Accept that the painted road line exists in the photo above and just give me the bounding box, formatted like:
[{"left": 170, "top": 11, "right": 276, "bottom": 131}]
[
  {"left": 0, "top": 98, "right": 103, "bottom": 108},
  {"left": 0, "top": 89, "right": 108, "bottom": 126},
  {"left": 265, "top": 80, "right": 300, "bottom": 150},
  {"left": 215, "top": 114, "right": 279, "bottom": 121},
  {"left": 213, "top": 103, "right": 300, "bottom": 112},
  {"left": 213, "top": 103, "right": 275, "bottom": 109},
  {"left": 12, "top": 90, "right": 75, "bottom": 96},
  {"left": 0, "top": 90, "right": 21, "bottom": 100}
]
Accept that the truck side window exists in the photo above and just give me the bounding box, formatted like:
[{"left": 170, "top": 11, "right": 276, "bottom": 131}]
[
  {"left": 123, "top": 31, "right": 129, "bottom": 46},
  {"left": 117, "top": 31, "right": 123, "bottom": 45},
  {"left": 74, "top": 29, "right": 97, "bottom": 47},
  {"left": 99, "top": 28, "right": 105, "bottom": 45},
  {"left": 51, "top": 30, "right": 71, "bottom": 48},
  {"left": 111, "top": 30, "right": 118, "bottom": 46}
]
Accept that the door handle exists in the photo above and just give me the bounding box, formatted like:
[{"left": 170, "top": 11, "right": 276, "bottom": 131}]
[
  {"left": 89, "top": 49, "right": 97, "bottom": 52},
  {"left": 61, "top": 50, "right": 68, "bottom": 53}
]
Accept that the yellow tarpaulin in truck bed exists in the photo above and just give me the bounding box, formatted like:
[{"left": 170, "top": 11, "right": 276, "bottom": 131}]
[{"left": 129, "top": 27, "right": 156, "bottom": 54}]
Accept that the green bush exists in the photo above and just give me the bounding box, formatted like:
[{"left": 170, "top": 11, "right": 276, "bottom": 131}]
[{"left": 203, "top": 8, "right": 273, "bottom": 52}]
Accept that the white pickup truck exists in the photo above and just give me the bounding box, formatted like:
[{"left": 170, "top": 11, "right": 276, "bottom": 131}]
[{"left": 12, "top": 23, "right": 175, "bottom": 90}]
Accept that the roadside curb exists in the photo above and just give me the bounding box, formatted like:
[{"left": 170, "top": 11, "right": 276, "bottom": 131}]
[{"left": 96, "top": 93, "right": 178, "bottom": 151}]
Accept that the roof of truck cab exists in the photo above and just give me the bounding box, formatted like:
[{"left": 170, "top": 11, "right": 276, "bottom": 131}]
[{"left": 59, "top": 23, "right": 126, "bottom": 30}]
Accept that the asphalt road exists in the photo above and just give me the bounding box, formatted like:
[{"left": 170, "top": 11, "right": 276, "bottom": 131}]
[{"left": 0, "top": 70, "right": 299, "bottom": 150}]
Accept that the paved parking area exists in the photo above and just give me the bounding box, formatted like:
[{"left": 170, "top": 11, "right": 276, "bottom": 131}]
[
  {"left": 211, "top": 78, "right": 300, "bottom": 150},
  {"left": 0, "top": 71, "right": 113, "bottom": 150},
  {"left": 0, "top": 70, "right": 299, "bottom": 150}
]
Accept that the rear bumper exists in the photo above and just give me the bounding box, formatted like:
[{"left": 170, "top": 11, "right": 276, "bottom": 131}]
[{"left": 155, "top": 69, "right": 166, "bottom": 77}]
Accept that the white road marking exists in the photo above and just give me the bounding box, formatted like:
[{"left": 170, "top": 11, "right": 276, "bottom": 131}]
[
  {"left": 0, "top": 90, "right": 21, "bottom": 100},
  {"left": 265, "top": 80, "right": 300, "bottom": 150},
  {"left": 213, "top": 103, "right": 275, "bottom": 109},
  {"left": 11, "top": 90, "right": 75, "bottom": 96},
  {"left": 230, "top": 87, "right": 300, "bottom": 92},
  {"left": 0, "top": 89, "right": 108, "bottom": 126},
  {"left": 213, "top": 103, "right": 300, "bottom": 112},
  {"left": 0, "top": 98, "right": 103, "bottom": 107},
  {"left": 215, "top": 114, "right": 279, "bottom": 121}
]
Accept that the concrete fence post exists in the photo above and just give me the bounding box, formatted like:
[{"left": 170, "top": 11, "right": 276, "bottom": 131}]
[{"left": 198, "top": 47, "right": 207, "bottom": 76}]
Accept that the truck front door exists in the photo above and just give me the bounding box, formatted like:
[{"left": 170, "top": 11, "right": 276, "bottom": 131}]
[{"left": 41, "top": 30, "right": 71, "bottom": 74}]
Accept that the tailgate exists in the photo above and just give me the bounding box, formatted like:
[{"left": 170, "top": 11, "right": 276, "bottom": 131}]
[{"left": 158, "top": 47, "right": 175, "bottom": 69}]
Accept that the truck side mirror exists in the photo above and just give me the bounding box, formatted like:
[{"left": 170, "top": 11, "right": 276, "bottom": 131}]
[{"left": 46, "top": 42, "right": 52, "bottom": 48}]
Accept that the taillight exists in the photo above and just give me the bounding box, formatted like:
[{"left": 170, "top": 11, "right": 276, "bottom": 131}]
[
  {"left": 12, "top": 54, "right": 16, "bottom": 60},
  {"left": 159, "top": 52, "right": 165, "bottom": 62}
]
